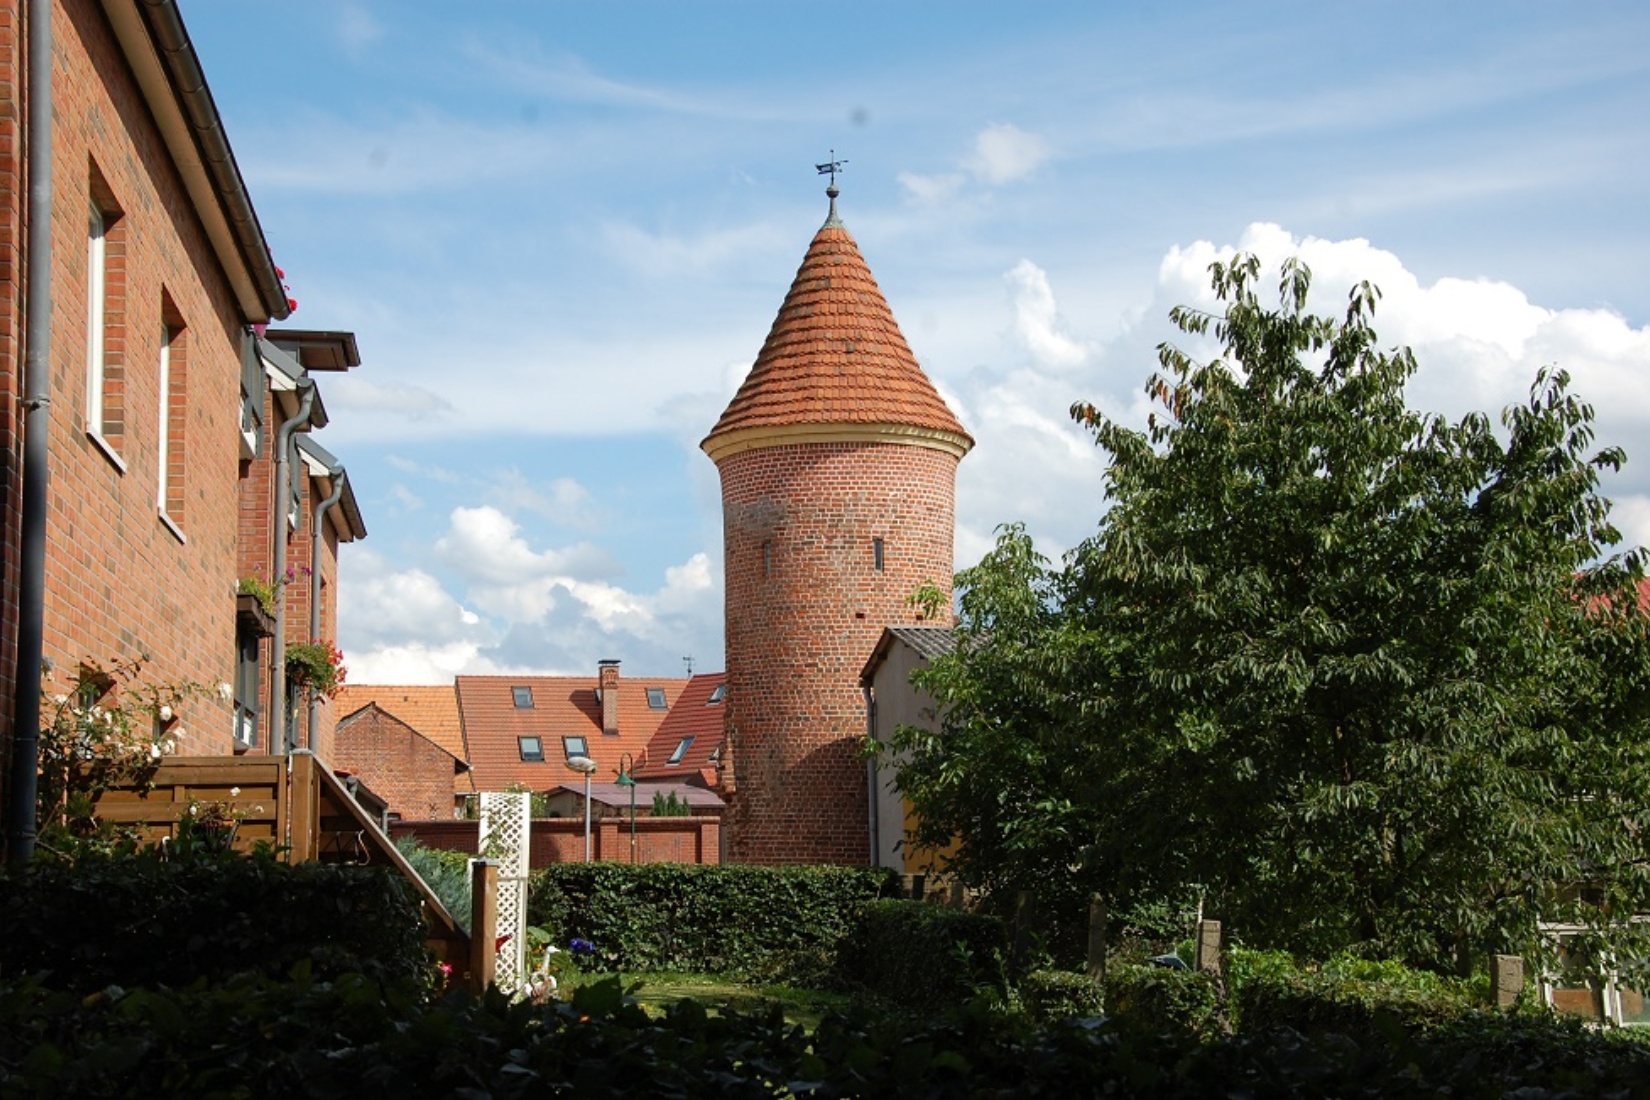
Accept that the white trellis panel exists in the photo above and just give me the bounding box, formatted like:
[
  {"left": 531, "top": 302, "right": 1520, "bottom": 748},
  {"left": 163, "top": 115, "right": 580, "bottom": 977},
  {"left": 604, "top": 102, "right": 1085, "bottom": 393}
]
[{"left": 479, "top": 791, "right": 531, "bottom": 994}]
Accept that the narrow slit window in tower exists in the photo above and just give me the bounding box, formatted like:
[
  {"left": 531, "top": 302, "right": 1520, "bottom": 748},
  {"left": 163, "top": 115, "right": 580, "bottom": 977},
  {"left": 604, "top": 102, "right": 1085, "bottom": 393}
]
[
  {"left": 873, "top": 537, "right": 885, "bottom": 572},
  {"left": 763, "top": 540, "right": 772, "bottom": 577}
]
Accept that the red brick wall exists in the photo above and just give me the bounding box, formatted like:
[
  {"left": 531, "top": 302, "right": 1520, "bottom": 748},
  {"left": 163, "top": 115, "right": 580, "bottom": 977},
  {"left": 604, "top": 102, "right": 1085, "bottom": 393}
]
[
  {"left": 0, "top": 5, "right": 25, "bottom": 777},
  {"left": 717, "top": 439, "right": 957, "bottom": 865},
  {"left": 17, "top": 0, "right": 252, "bottom": 751},
  {"left": 391, "top": 817, "right": 722, "bottom": 867},
  {"left": 333, "top": 706, "right": 458, "bottom": 821}
]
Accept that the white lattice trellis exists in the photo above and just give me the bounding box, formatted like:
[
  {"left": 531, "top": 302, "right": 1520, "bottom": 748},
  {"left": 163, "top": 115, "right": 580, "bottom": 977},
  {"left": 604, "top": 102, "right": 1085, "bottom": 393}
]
[{"left": 478, "top": 791, "right": 531, "bottom": 994}]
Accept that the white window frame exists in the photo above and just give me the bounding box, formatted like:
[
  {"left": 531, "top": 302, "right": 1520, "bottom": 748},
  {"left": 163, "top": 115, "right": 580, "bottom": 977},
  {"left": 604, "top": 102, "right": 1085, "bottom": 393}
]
[
  {"left": 156, "top": 325, "right": 171, "bottom": 511},
  {"left": 86, "top": 205, "right": 106, "bottom": 437},
  {"left": 1539, "top": 922, "right": 1650, "bottom": 1027},
  {"left": 668, "top": 736, "right": 695, "bottom": 765}
]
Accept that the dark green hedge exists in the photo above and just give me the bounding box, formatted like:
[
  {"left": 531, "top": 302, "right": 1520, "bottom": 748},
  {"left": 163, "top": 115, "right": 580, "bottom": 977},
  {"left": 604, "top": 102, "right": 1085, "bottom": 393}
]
[
  {"left": 3, "top": 973, "right": 1648, "bottom": 1098},
  {"left": 527, "top": 863, "right": 895, "bottom": 981},
  {"left": 1106, "top": 963, "right": 1223, "bottom": 1037},
  {"left": 1020, "top": 968, "right": 1106, "bottom": 1023},
  {"left": 1230, "top": 951, "right": 1484, "bottom": 1035},
  {"left": 0, "top": 856, "right": 429, "bottom": 992},
  {"left": 833, "top": 899, "right": 1009, "bottom": 1011}
]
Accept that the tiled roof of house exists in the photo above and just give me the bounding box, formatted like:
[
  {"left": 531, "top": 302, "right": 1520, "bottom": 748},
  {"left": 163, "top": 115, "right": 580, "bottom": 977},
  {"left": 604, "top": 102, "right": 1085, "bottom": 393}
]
[
  {"left": 334, "top": 684, "right": 470, "bottom": 793},
  {"left": 456, "top": 674, "right": 686, "bottom": 792},
  {"left": 703, "top": 199, "right": 972, "bottom": 451},
  {"left": 635, "top": 672, "right": 727, "bottom": 786},
  {"left": 552, "top": 781, "right": 725, "bottom": 812}
]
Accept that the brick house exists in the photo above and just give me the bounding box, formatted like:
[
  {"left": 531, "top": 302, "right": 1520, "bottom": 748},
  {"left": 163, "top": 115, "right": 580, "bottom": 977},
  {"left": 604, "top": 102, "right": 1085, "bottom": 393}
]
[
  {"left": 0, "top": 0, "right": 366, "bottom": 853},
  {"left": 703, "top": 184, "right": 972, "bottom": 865},
  {"left": 331, "top": 702, "right": 468, "bottom": 822},
  {"left": 333, "top": 683, "right": 473, "bottom": 816},
  {"left": 634, "top": 671, "right": 727, "bottom": 789}
]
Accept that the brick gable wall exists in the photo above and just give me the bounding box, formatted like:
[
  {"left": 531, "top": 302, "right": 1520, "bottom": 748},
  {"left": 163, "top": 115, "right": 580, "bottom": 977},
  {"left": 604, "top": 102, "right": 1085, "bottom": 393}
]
[
  {"left": 719, "top": 439, "right": 957, "bottom": 865},
  {"left": 1, "top": 0, "right": 254, "bottom": 755},
  {"left": 333, "top": 706, "right": 460, "bottom": 821}
]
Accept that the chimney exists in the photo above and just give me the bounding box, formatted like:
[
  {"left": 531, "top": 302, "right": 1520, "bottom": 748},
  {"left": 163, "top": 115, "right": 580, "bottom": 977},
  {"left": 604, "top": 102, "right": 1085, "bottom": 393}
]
[{"left": 598, "top": 659, "right": 620, "bottom": 736}]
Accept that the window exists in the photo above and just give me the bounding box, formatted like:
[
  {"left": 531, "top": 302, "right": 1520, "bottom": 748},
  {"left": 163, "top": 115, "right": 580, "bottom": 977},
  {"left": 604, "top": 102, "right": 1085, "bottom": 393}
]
[
  {"left": 518, "top": 736, "right": 545, "bottom": 763},
  {"left": 86, "top": 204, "right": 106, "bottom": 436},
  {"left": 233, "top": 625, "right": 260, "bottom": 749},
  {"left": 85, "top": 169, "right": 126, "bottom": 462},
  {"left": 707, "top": 683, "right": 727, "bottom": 704},
  {"left": 873, "top": 537, "right": 885, "bottom": 572},
  {"left": 157, "top": 314, "right": 187, "bottom": 536},
  {"left": 667, "top": 736, "right": 695, "bottom": 765},
  {"left": 762, "top": 540, "right": 772, "bottom": 577},
  {"left": 646, "top": 687, "right": 667, "bottom": 710},
  {"left": 512, "top": 686, "right": 534, "bottom": 708},
  {"left": 563, "top": 736, "right": 588, "bottom": 761}
]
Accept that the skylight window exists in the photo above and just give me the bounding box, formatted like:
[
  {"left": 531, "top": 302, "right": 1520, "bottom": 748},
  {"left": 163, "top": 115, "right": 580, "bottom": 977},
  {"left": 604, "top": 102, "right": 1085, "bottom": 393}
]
[
  {"left": 511, "top": 686, "right": 533, "bottom": 708},
  {"left": 707, "top": 683, "right": 727, "bottom": 704},
  {"left": 647, "top": 687, "right": 667, "bottom": 710},
  {"left": 518, "top": 736, "right": 544, "bottom": 763},
  {"left": 563, "top": 735, "right": 588, "bottom": 761},
  {"left": 668, "top": 736, "right": 695, "bottom": 765}
]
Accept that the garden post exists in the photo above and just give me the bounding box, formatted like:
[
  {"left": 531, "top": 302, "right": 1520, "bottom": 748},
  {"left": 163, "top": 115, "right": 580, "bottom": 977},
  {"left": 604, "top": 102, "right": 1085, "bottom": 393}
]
[
  {"left": 1086, "top": 894, "right": 1107, "bottom": 983},
  {"left": 469, "top": 859, "right": 498, "bottom": 994},
  {"left": 1493, "top": 954, "right": 1524, "bottom": 1010},
  {"left": 1195, "top": 919, "right": 1222, "bottom": 975}
]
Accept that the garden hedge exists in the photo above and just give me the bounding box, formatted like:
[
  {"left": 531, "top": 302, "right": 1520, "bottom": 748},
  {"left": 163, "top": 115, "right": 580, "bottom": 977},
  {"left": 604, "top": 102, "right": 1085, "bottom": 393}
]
[
  {"left": 2, "top": 973, "right": 1648, "bottom": 1098},
  {"left": 0, "top": 855, "right": 429, "bottom": 992},
  {"left": 833, "top": 898, "right": 1009, "bottom": 1011},
  {"left": 1229, "top": 950, "right": 1485, "bottom": 1035},
  {"left": 527, "top": 862, "right": 895, "bottom": 981}
]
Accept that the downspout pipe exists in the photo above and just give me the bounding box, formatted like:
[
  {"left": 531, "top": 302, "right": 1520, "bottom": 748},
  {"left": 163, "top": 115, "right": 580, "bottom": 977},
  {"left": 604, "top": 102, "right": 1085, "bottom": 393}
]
[
  {"left": 864, "top": 684, "right": 879, "bottom": 868},
  {"left": 6, "top": 0, "right": 51, "bottom": 867},
  {"left": 306, "top": 465, "right": 344, "bottom": 754},
  {"left": 270, "top": 378, "right": 314, "bottom": 755}
]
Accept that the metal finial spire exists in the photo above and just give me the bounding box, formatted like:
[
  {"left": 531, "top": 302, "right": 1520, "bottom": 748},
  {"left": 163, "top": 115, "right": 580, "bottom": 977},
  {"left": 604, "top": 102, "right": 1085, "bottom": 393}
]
[{"left": 815, "top": 150, "right": 847, "bottom": 227}]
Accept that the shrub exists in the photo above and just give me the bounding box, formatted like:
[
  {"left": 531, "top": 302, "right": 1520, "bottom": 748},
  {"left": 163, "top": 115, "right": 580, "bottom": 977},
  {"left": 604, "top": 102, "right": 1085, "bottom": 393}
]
[
  {"left": 1020, "top": 968, "right": 1105, "bottom": 1023},
  {"left": 1230, "top": 949, "right": 1484, "bottom": 1035},
  {"left": 834, "top": 899, "right": 1009, "bottom": 1011},
  {"left": 394, "top": 835, "right": 473, "bottom": 933},
  {"left": 0, "top": 854, "right": 429, "bottom": 992},
  {"left": 527, "top": 862, "right": 894, "bottom": 982},
  {"left": 1106, "top": 962, "right": 1222, "bottom": 1038}
]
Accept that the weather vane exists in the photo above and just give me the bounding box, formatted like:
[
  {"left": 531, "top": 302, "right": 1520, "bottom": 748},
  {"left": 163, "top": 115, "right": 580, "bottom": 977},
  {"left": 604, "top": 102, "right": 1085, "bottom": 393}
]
[{"left": 815, "top": 151, "right": 847, "bottom": 187}]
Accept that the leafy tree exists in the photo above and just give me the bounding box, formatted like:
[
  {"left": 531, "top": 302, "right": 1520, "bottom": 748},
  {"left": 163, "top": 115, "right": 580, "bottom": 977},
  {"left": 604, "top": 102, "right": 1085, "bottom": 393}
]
[{"left": 895, "top": 255, "right": 1650, "bottom": 975}]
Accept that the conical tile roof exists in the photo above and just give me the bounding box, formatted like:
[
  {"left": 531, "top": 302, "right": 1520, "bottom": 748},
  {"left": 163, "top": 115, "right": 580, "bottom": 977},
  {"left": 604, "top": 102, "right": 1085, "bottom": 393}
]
[{"left": 703, "top": 199, "right": 973, "bottom": 463}]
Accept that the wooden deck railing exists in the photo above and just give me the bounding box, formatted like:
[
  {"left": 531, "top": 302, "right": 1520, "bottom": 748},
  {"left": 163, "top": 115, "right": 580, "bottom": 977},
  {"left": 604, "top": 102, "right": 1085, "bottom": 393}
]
[{"left": 91, "top": 753, "right": 483, "bottom": 990}]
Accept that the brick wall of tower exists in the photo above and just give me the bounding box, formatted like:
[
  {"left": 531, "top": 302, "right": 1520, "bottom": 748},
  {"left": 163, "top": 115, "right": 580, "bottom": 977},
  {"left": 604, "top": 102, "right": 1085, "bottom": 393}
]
[
  {"left": 1, "top": 0, "right": 253, "bottom": 755},
  {"left": 719, "top": 439, "right": 957, "bottom": 865}
]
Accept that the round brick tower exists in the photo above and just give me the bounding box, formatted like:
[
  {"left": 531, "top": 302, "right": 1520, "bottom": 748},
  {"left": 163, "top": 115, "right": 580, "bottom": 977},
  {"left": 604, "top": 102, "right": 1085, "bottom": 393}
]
[{"left": 703, "top": 186, "right": 973, "bottom": 865}]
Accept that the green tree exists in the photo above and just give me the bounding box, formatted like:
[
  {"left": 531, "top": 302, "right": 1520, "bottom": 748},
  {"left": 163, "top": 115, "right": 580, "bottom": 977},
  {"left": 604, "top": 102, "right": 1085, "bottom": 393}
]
[{"left": 896, "top": 255, "right": 1650, "bottom": 975}]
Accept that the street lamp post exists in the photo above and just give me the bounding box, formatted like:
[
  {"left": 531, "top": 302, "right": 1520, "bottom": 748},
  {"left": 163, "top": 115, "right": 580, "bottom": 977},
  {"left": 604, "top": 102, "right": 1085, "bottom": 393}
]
[
  {"left": 616, "top": 753, "right": 637, "bottom": 864},
  {"left": 565, "top": 755, "right": 598, "bottom": 862}
]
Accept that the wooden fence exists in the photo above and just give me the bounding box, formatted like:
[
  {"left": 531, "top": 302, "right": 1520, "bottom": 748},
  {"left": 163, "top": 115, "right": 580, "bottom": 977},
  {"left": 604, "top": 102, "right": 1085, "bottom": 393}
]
[{"left": 92, "top": 754, "right": 479, "bottom": 990}]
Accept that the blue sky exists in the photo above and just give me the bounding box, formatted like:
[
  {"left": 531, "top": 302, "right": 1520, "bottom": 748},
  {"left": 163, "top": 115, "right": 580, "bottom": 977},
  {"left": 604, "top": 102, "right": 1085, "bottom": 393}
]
[{"left": 179, "top": 1, "right": 1650, "bottom": 683}]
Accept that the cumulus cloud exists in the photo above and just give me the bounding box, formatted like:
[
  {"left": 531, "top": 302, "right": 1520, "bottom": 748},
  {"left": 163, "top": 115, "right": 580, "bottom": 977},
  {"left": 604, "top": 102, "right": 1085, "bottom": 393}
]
[
  {"left": 338, "top": 548, "right": 492, "bottom": 657},
  {"left": 434, "top": 506, "right": 616, "bottom": 586},
  {"left": 485, "top": 471, "right": 599, "bottom": 530},
  {"left": 1006, "top": 260, "right": 1089, "bottom": 369},
  {"left": 966, "top": 123, "right": 1050, "bottom": 185},
  {"left": 948, "top": 223, "right": 1650, "bottom": 575},
  {"left": 900, "top": 123, "right": 1049, "bottom": 205}
]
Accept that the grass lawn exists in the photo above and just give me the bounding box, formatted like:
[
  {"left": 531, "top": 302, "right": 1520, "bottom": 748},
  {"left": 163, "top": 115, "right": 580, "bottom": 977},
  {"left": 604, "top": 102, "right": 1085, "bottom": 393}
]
[{"left": 565, "top": 971, "right": 855, "bottom": 1030}]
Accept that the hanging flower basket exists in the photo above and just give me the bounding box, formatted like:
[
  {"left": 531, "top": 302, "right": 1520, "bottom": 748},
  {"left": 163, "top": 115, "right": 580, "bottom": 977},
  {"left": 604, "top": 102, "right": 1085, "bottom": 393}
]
[{"left": 285, "top": 641, "right": 347, "bottom": 699}]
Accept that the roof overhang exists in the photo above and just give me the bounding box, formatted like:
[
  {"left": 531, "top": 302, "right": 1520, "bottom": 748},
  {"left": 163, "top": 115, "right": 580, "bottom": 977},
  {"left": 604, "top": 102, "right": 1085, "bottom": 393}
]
[
  {"left": 295, "top": 435, "right": 367, "bottom": 542},
  {"left": 100, "top": 0, "right": 289, "bottom": 322},
  {"left": 702, "top": 422, "right": 974, "bottom": 465},
  {"left": 265, "top": 329, "right": 361, "bottom": 373}
]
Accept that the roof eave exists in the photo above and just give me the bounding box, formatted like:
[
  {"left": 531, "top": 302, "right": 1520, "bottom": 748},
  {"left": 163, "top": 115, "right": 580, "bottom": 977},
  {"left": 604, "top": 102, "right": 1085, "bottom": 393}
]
[
  {"left": 103, "top": 0, "right": 289, "bottom": 322},
  {"left": 702, "top": 422, "right": 973, "bottom": 465}
]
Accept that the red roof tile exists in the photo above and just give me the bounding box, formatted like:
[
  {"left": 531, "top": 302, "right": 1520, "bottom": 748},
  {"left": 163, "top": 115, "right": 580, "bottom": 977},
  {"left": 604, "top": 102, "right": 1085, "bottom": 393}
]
[
  {"left": 636, "top": 673, "right": 726, "bottom": 786},
  {"left": 703, "top": 215, "right": 972, "bottom": 451},
  {"left": 456, "top": 674, "right": 686, "bottom": 792}
]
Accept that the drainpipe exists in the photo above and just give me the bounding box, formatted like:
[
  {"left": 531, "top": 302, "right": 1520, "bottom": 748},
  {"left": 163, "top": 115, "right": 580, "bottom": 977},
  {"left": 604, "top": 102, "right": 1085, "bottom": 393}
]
[
  {"left": 306, "top": 464, "right": 344, "bottom": 754},
  {"left": 270, "top": 378, "right": 314, "bottom": 754},
  {"left": 864, "top": 684, "right": 879, "bottom": 868},
  {"left": 6, "top": 0, "right": 52, "bottom": 867}
]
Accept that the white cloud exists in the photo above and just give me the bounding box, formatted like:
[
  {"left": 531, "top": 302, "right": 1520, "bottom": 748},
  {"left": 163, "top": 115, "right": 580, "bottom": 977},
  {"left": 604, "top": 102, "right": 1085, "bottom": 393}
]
[
  {"left": 600, "top": 219, "right": 789, "bottom": 278},
  {"left": 338, "top": 549, "right": 493, "bottom": 654},
  {"left": 1006, "top": 260, "right": 1088, "bottom": 369},
  {"left": 898, "top": 171, "right": 965, "bottom": 205},
  {"left": 337, "top": 5, "right": 384, "bottom": 53},
  {"left": 434, "top": 506, "right": 616, "bottom": 586},
  {"left": 1613, "top": 496, "right": 1650, "bottom": 552},
  {"left": 966, "top": 123, "right": 1049, "bottom": 185},
  {"left": 327, "top": 376, "right": 452, "bottom": 420},
  {"left": 485, "top": 471, "right": 599, "bottom": 531}
]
